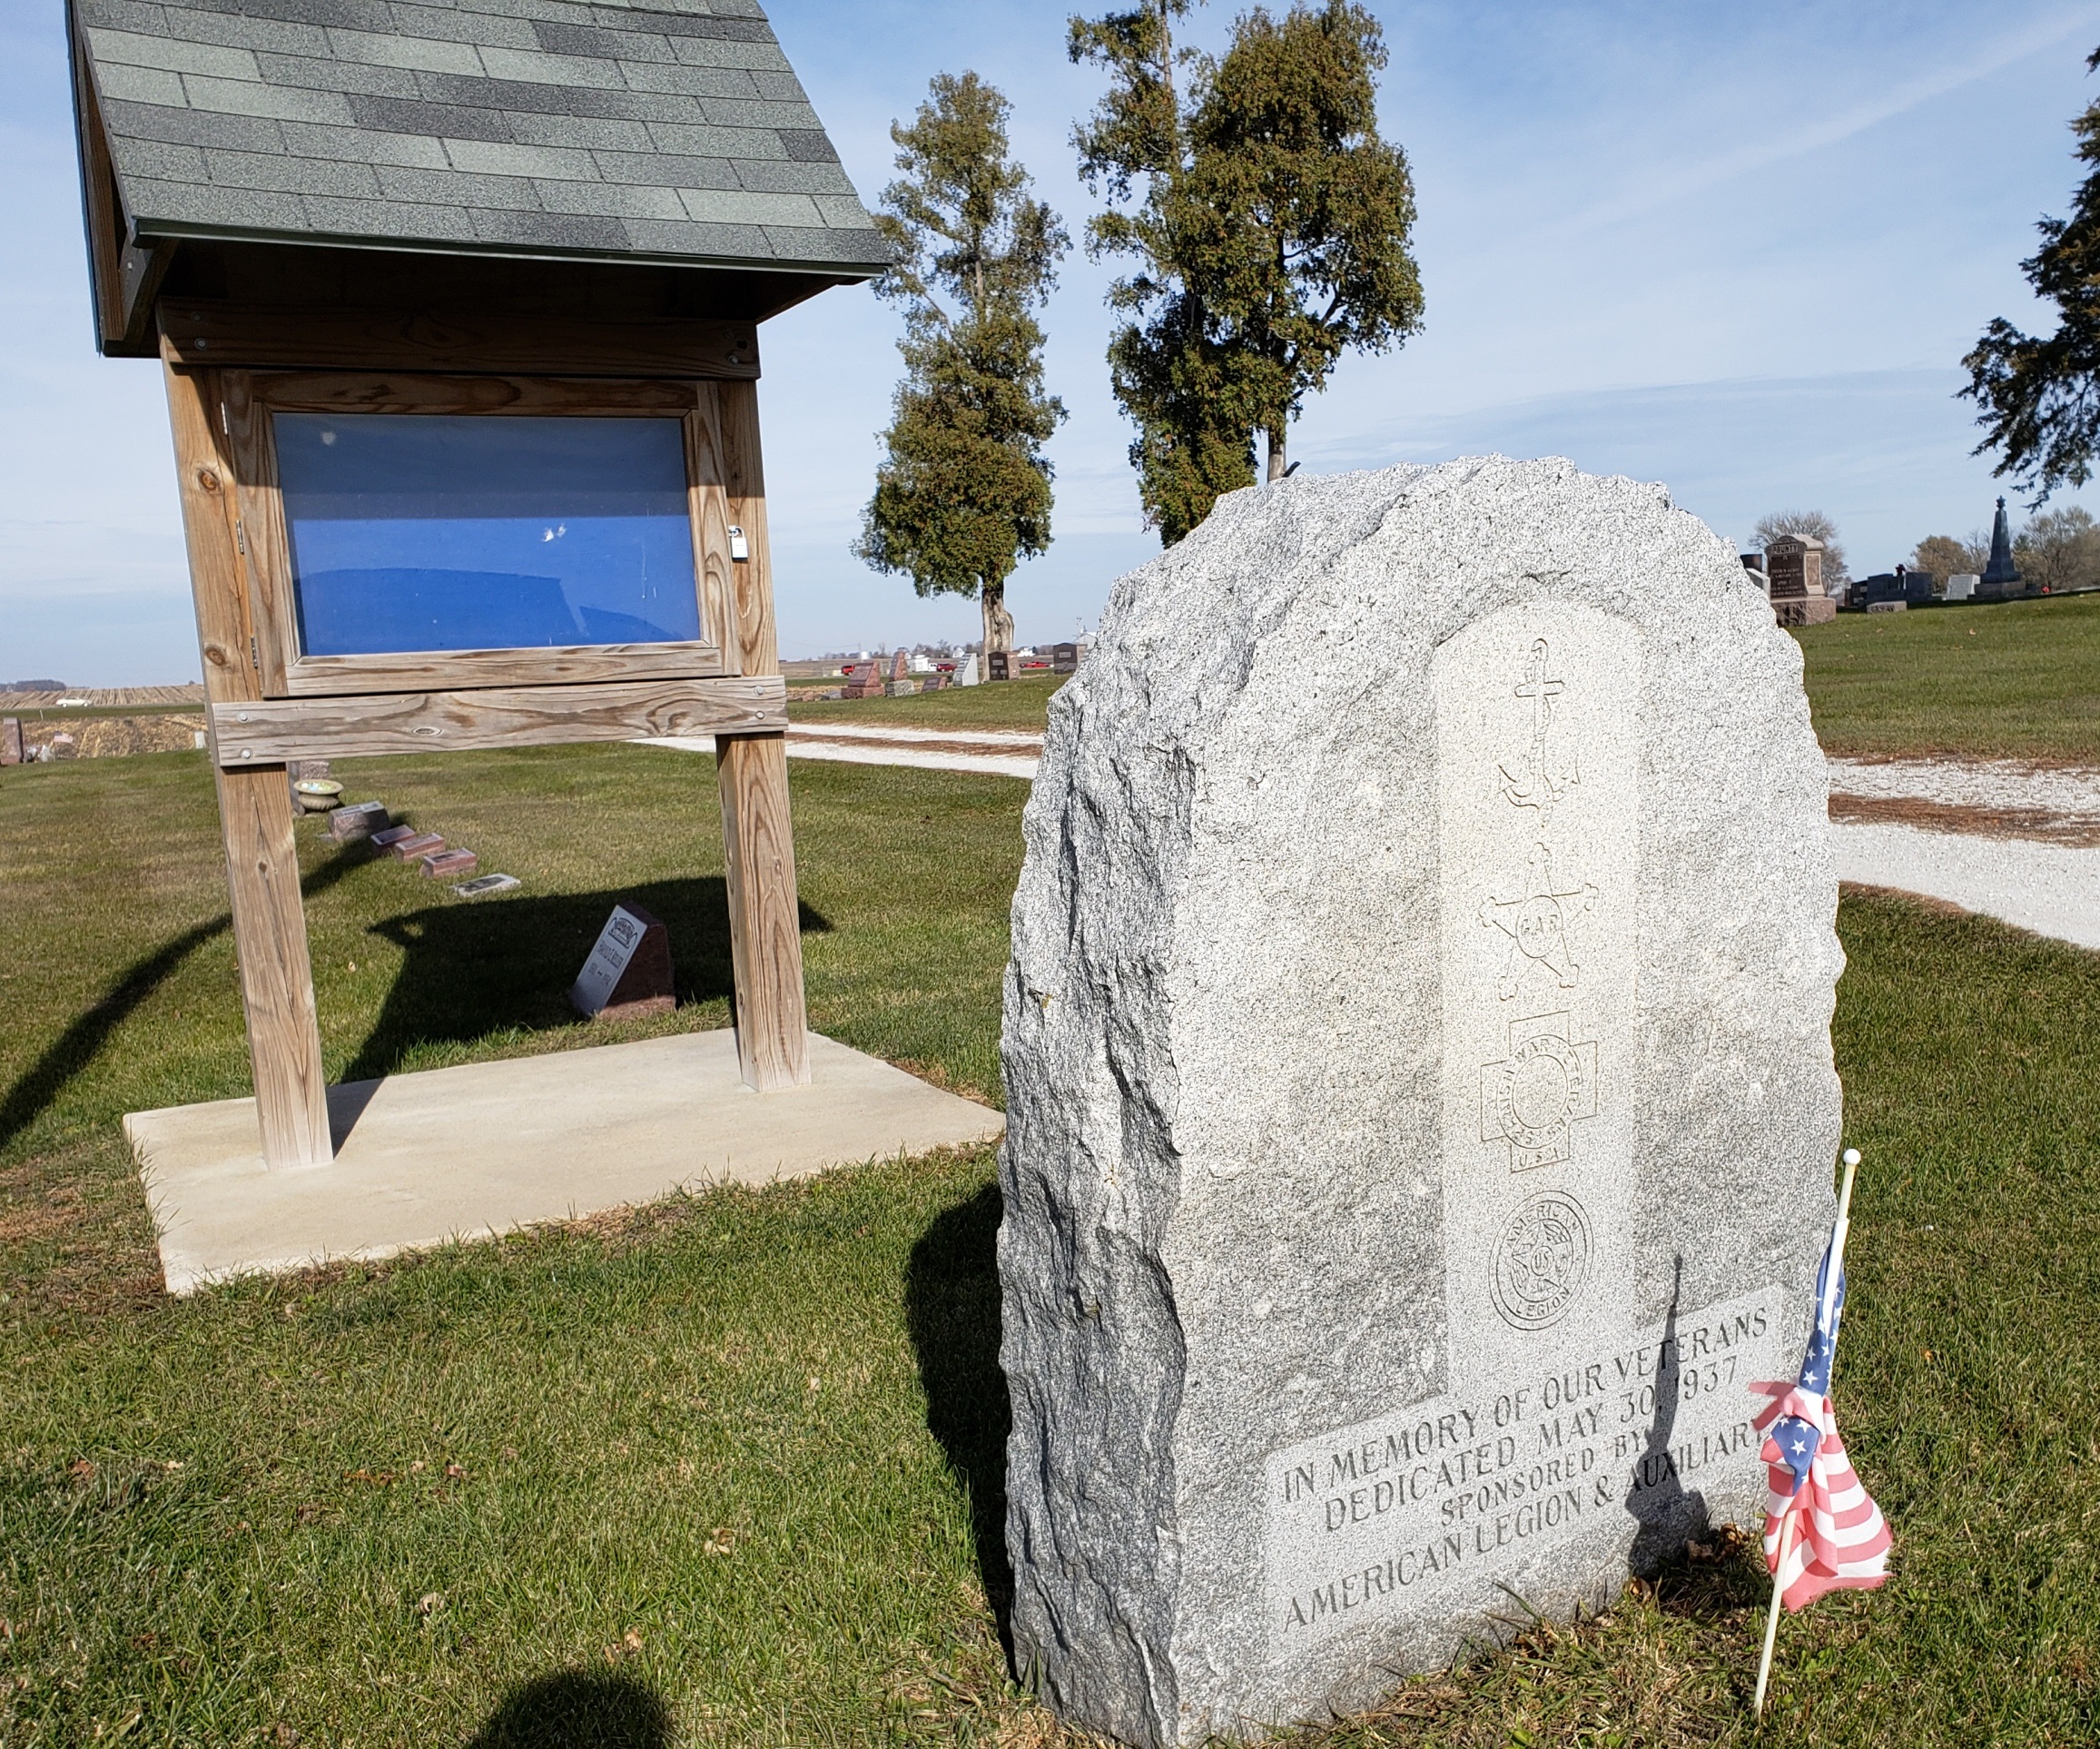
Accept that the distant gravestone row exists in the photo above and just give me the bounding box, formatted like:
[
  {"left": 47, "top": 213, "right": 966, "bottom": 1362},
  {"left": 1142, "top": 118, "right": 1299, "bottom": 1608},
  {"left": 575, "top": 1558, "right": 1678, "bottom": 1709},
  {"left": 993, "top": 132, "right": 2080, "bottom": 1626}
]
[{"left": 999, "top": 459, "right": 1840, "bottom": 1746}]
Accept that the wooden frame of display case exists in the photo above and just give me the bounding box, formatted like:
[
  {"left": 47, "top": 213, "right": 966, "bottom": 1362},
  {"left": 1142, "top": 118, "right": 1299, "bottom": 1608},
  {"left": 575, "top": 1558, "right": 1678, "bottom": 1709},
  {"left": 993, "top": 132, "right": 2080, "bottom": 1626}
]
[{"left": 161, "top": 303, "right": 810, "bottom": 1171}]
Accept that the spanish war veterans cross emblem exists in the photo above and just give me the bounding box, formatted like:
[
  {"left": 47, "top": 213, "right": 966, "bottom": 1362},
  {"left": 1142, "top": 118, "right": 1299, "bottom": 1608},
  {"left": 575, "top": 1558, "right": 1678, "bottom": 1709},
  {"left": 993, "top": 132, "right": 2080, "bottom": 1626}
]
[{"left": 1481, "top": 1012, "right": 1599, "bottom": 1171}]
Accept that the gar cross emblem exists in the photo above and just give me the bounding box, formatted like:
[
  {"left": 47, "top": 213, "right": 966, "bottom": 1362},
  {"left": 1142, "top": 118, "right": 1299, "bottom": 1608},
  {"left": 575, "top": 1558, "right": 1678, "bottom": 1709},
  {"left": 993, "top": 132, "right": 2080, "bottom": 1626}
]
[
  {"left": 1481, "top": 843, "right": 1597, "bottom": 1000},
  {"left": 1498, "top": 638, "right": 1578, "bottom": 818}
]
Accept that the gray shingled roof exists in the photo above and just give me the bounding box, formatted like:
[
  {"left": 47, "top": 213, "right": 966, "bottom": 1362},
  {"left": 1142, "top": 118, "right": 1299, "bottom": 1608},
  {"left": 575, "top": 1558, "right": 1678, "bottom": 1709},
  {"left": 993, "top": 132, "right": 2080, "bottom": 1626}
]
[{"left": 73, "top": 0, "right": 887, "bottom": 275}]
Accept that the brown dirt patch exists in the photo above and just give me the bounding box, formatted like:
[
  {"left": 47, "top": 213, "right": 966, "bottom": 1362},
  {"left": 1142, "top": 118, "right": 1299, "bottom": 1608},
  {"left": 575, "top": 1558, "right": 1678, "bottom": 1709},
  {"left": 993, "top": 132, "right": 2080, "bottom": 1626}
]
[
  {"left": 1828, "top": 791, "right": 2100, "bottom": 845},
  {"left": 0, "top": 1136, "right": 166, "bottom": 1318},
  {"left": 15, "top": 715, "right": 208, "bottom": 759}
]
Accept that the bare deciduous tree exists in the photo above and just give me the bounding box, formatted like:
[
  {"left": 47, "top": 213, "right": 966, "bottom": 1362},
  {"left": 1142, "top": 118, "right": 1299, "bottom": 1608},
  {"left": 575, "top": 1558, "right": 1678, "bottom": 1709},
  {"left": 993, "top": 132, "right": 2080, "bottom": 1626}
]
[{"left": 1752, "top": 510, "right": 1849, "bottom": 588}]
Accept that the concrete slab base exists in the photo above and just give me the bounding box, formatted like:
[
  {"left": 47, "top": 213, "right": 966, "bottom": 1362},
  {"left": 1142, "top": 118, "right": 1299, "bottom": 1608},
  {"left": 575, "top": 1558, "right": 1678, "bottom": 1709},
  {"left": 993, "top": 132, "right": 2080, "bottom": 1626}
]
[{"left": 126, "top": 1030, "right": 1005, "bottom": 1295}]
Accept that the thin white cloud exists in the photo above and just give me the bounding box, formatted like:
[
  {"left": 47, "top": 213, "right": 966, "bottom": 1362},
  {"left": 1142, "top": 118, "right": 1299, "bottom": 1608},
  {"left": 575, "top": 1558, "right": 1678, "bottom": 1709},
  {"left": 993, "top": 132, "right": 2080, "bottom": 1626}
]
[{"left": 1550, "top": 8, "right": 2100, "bottom": 238}]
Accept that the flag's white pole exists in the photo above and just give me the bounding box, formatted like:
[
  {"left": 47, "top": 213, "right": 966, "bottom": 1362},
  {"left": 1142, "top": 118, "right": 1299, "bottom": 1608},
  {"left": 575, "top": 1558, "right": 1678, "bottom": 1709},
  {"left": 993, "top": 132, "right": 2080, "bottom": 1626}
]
[
  {"left": 1825, "top": 1148, "right": 1860, "bottom": 1326},
  {"left": 1753, "top": 1507, "right": 1797, "bottom": 1717},
  {"left": 1753, "top": 1145, "right": 1861, "bottom": 1719}
]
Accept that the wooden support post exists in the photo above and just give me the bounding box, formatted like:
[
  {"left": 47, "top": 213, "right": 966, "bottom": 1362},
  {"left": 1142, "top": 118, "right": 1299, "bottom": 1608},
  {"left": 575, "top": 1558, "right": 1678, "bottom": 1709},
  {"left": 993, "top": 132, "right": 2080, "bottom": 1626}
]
[
  {"left": 163, "top": 354, "right": 333, "bottom": 1166},
  {"left": 705, "top": 379, "right": 810, "bottom": 1090}
]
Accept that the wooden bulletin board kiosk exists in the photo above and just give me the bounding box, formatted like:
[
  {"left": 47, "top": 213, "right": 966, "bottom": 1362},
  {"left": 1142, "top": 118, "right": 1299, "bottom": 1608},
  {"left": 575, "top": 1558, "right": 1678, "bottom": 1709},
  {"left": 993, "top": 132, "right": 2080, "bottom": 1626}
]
[{"left": 69, "top": 0, "right": 888, "bottom": 1170}]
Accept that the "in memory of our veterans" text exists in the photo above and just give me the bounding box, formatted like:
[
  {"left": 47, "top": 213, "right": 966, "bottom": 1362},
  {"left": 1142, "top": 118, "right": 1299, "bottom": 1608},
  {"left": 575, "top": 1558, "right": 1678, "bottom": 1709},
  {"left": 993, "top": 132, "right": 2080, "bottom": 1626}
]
[{"left": 1262, "top": 1285, "right": 1786, "bottom": 1647}]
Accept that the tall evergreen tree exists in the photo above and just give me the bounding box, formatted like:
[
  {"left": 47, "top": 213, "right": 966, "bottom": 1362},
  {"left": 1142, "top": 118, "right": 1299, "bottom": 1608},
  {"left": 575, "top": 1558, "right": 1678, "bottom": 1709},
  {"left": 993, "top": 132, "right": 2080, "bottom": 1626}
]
[
  {"left": 1070, "top": 0, "right": 1423, "bottom": 542},
  {"left": 855, "top": 74, "right": 1067, "bottom": 659},
  {"left": 1963, "top": 47, "right": 2100, "bottom": 500},
  {"left": 1070, "top": 1, "right": 1255, "bottom": 542}
]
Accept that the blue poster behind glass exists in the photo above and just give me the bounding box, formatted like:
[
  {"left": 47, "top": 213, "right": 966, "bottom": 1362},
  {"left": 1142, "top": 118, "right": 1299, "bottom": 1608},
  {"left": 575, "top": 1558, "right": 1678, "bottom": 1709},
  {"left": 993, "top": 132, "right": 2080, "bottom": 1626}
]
[{"left": 275, "top": 413, "right": 703, "bottom": 655}]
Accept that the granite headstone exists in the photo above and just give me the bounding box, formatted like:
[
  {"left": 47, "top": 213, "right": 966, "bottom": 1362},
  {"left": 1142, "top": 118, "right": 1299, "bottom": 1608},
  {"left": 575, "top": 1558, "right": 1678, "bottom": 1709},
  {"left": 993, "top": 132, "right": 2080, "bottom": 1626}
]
[
  {"left": 570, "top": 903, "right": 675, "bottom": 1021},
  {"left": 328, "top": 800, "right": 390, "bottom": 844},
  {"left": 1760, "top": 535, "right": 1837, "bottom": 627},
  {"left": 999, "top": 457, "right": 1842, "bottom": 1747}
]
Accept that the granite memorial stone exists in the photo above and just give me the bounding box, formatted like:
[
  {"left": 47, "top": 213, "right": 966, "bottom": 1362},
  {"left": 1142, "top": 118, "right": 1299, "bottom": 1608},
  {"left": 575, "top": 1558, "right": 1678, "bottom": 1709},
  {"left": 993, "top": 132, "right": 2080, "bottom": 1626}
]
[{"left": 999, "top": 457, "right": 1843, "bottom": 1747}]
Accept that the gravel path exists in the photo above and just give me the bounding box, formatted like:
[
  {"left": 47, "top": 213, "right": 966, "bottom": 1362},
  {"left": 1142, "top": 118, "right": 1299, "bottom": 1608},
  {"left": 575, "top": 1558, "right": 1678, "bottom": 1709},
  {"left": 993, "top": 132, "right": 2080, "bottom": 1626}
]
[
  {"left": 1831, "top": 824, "right": 2100, "bottom": 950},
  {"left": 638, "top": 725, "right": 1041, "bottom": 781},
  {"left": 1827, "top": 756, "right": 2100, "bottom": 951},
  {"left": 1827, "top": 756, "right": 2100, "bottom": 819},
  {"left": 642, "top": 731, "right": 2100, "bottom": 951}
]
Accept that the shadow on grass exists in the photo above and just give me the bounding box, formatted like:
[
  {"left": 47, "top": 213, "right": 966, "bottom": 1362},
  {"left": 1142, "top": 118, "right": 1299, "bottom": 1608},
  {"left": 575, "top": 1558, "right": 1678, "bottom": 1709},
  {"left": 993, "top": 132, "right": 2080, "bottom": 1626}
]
[
  {"left": 340, "top": 878, "right": 831, "bottom": 1083},
  {"left": 905, "top": 1181, "right": 1014, "bottom": 1653},
  {"left": 465, "top": 1668, "right": 670, "bottom": 1748},
  {"left": 0, "top": 844, "right": 369, "bottom": 1152}
]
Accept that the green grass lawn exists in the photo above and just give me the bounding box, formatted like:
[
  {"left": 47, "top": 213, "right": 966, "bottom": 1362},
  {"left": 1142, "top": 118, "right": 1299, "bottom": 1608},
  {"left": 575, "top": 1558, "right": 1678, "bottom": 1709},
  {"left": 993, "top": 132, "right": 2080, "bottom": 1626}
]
[
  {"left": 1792, "top": 593, "right": 2100, "bottom": 762},
  {"left": 5, "top": 746, "right": 2100, "bottom": 1744},
  {"left": 784, "top": 596, "right": 2100, "bottom": 765}
]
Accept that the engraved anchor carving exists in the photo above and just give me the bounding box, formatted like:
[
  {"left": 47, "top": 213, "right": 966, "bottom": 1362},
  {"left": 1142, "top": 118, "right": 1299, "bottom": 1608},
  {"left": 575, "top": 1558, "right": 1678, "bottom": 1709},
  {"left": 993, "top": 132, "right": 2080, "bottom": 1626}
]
[
  {"left": 1481, "top": 1012, "right": 1600, "bottom": 1171},
  {"left": 1481, "top": 843, "right": 1597, "bottom": 1000},
  {"left": 1497, "top": 638, "right": 1579, "bottom": 817}
]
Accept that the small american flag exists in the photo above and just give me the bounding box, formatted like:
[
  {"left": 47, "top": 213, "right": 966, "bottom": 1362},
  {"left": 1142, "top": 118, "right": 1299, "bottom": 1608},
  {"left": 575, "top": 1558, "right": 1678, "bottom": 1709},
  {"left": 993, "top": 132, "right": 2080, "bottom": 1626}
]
[{"left": 1750, "top": 1232, "right": 1891, "bottom": 1610}]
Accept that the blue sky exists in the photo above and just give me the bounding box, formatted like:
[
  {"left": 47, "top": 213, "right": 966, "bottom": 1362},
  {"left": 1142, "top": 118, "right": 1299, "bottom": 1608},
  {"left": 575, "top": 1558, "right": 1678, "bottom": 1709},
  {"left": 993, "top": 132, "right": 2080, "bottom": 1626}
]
[{"left": 5, "top": 0, "right": 2100, "bottom": 680}]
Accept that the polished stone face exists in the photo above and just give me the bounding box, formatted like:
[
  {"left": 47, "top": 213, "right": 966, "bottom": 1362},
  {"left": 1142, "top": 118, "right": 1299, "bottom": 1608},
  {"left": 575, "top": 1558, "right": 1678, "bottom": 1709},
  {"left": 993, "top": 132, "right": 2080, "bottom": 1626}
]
[{"left": 998, "top": 457, "right": 1844, "bottom": 1749}]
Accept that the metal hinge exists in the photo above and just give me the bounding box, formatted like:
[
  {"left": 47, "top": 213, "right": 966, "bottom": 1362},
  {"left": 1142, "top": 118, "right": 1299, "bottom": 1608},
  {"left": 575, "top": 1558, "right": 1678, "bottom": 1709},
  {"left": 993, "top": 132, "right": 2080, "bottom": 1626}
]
[
  {"left": 235, "top": 519, "right": 247, "bottom": 555},
  {"left": 250, "top": 637, "right": 261, "bottom": 673}
]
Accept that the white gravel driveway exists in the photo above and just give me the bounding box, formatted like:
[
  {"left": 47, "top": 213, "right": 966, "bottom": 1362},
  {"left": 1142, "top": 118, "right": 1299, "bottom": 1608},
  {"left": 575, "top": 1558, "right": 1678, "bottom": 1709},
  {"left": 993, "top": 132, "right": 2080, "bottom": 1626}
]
[
  {"left": 1826, "top": 756, "right": 2100, "bottom": 951},
  {"left": 643, "top": 730, "right": 2100, "bottom": 953}
]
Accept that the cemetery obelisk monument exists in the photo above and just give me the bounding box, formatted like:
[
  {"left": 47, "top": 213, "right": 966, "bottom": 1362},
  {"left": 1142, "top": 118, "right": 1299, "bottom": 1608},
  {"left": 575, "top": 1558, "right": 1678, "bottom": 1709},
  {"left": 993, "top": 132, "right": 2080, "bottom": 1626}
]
[
  {"left": 999, "top": 458, "right": 1842, "bottom": 1745},
  {"left": 1979, "top": 496, "right": 2024, "bottom": 599}
]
